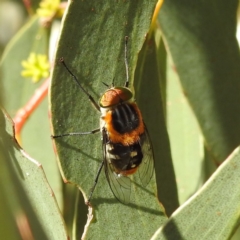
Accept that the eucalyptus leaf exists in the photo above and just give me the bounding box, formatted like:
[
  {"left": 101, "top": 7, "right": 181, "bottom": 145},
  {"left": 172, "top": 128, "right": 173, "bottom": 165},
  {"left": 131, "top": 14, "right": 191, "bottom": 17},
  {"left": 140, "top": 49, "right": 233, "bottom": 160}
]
[
  {"left": 0, "top": 15, "right": 61, "bottom": 207},
  {"left": 50, "top": 0, "right": 167, "bottom": 238},
  {"left": 0, "top": 108, "right": 67, "bottom": 240},
  {"left": 152, "top": 146, "right": 240, "bottom": 240},
  {"left": 159, "top": 0, "right": 240, "bottom": 163}
]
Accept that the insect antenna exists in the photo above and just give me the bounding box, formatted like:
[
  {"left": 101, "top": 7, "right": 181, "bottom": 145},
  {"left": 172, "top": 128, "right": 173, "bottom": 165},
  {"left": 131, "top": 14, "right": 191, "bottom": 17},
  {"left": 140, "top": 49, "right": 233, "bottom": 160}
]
[
  {"left": 112, "top": 77, "right": 115, "bottom": 87},
  {"left": 102, "top": 81, "right": 110, "bottom": 88},
  {"left": 59, "top": 57, "right": 100, "bottom": 111},
  {"left": 124, "top": 36, "right": 129, "bottom": 88}
]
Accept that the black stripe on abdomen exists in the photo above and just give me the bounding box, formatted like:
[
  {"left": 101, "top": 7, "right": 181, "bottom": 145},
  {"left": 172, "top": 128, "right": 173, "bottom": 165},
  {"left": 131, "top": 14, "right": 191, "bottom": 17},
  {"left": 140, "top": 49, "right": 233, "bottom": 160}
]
[{"left": 111, "top": 103, "right": 140, "bottom": 134}]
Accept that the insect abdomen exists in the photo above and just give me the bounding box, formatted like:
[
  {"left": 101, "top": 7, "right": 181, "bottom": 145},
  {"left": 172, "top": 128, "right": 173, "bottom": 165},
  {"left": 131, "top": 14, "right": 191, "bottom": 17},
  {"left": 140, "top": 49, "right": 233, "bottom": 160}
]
[{"left": 106, "top": 142, "right": 143, "bottom": 175}]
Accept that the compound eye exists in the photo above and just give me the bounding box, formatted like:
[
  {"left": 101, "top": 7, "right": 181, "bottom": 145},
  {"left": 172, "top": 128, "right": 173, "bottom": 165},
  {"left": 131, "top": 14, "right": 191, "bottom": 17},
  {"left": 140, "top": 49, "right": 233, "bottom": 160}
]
[{"left": 99, "top": 87, "right": 133, "bottom": 108}]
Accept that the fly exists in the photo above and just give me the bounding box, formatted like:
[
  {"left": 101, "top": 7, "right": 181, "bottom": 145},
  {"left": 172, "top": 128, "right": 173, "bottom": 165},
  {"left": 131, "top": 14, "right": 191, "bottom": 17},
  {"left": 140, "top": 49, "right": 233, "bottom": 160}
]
[{"left": 52, "top": 37, "right": 154, "bottom": 205}]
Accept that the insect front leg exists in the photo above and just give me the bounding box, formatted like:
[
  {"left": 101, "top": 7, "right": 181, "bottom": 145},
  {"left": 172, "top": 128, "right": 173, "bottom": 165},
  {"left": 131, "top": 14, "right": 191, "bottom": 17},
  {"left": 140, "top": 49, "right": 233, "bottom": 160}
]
[{"left": 51, "top": 128, "right": 100, "bottom": 138}]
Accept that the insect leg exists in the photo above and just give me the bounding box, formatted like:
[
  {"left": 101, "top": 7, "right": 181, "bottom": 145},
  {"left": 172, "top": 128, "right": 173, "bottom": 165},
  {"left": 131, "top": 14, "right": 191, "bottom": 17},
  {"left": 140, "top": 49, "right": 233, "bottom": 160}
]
[
  {"left": 51, "top": 128, "right": 100, "bottom": 138},
  {"left": 60, "top": 58, "right": 100, "bottom": 112},
  {"left": 86, "top": 160, "right": 104, "bottom": 205}
]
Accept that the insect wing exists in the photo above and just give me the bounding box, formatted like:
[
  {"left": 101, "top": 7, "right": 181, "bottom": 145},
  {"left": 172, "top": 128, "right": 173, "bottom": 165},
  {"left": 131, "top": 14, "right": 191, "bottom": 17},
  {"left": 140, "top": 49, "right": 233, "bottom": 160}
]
[
  {"left": 102, "top": 130, "right": 131, "bottom": 204},
  {"left": 104, "top": 159, "right": 131, "bottom": 204},
  {"left": 138, "top": 128, "right": 154, "bottom": 186}
]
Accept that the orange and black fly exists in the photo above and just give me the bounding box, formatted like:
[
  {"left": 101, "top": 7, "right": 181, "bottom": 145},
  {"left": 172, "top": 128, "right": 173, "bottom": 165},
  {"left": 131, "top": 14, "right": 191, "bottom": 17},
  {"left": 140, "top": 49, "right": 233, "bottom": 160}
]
[{"left": 52, "top": 37, "right": 154, "bottom": 205}]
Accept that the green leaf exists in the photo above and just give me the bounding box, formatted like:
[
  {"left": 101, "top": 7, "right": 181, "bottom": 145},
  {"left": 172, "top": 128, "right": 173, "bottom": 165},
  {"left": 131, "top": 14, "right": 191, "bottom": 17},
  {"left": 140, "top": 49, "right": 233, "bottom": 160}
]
[
  {"left": 166, "top": 55, "right": 206, "bottom": 204},
  {"left": 134, "top": 33, "right": 179, "bottom": 215},
  {"left": 50, "top": 0, "right": 167, "bottom": 238},
  {"left": 72, "top": 189, "right": 88, "bottom": 240},
  {"left": 157, "top": 2, "right": 240, "bottom": 238},
  {"left": 159, "top": 1, "right": 240, "bottom": 163},
  {"left": 0, "top": 15, "right": 62, "bottom": 206},
  {"left": 152, "top": 146, "right": 240, "bottom": 240},
  {"left": 0, "top": 108, "right": 67, "bottom": 239}
]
